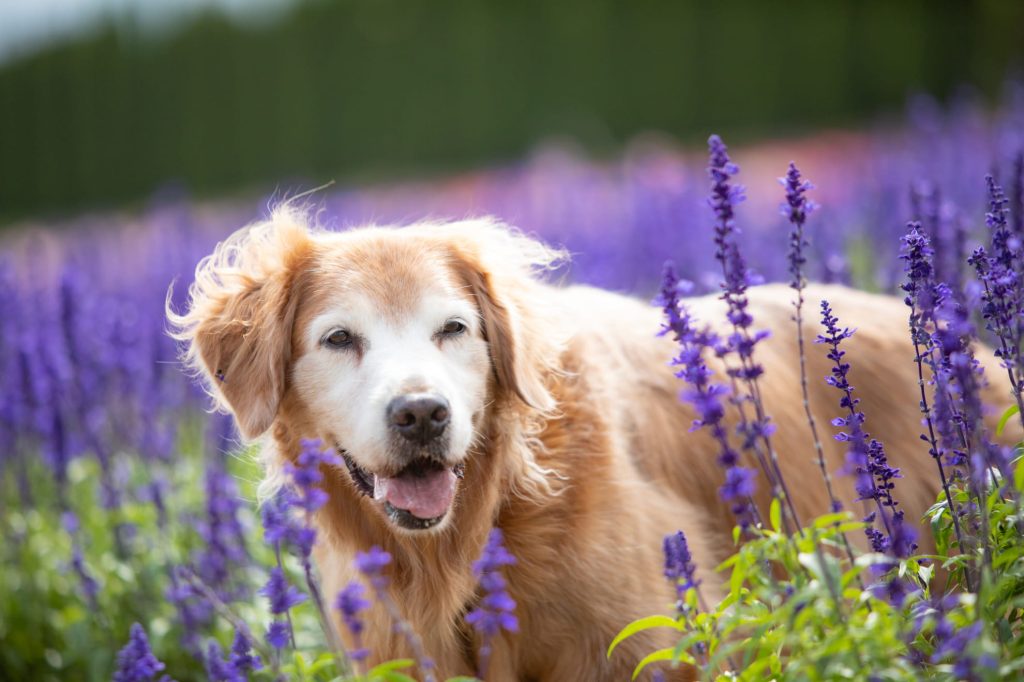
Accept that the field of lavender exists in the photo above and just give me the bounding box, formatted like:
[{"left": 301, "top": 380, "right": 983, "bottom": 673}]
[{"left": 2, "top": 85, "right": 1024, "bottom": 681}]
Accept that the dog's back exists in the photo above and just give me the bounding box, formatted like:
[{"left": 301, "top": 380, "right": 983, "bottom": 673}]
[{"left": 555, "top": 282, "right": 1017, "bottom": 567}]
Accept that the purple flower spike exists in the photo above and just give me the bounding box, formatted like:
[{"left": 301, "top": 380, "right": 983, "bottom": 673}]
[
  {"left": 336, "top": 581, "right": 371, "bottom": 662},
  {"left": 228, "top": 629, "right": 262, "bottom": 677},
  {"left": 354, "top": 545, "right": 393, "bottom": 589},
  {"left": 467, "top": 529, "right": 518, "bottom": 680},
  {"left": 817, "top": 300, "right": 916, "bottom": 559},
  {"left": 656, "top": 262, "right": 759, "bottom": 528},
  {"left": 968, "top": 175, "right": 1024, "bottom": 432},
  {"left": 781, "top": 161, "right": 818, "bottom": 291},
  {"left": 352, "top": 545, "right": 436, "bottom": 680},
  {"left": 720, "top": 466, "right": 757, "bottom": 502},
  {"left": 467, "top": 530, "right": 518, "bottom": 636},
  {"left": 707, "top": 135, "right": 746, "bottom": 240},
  {"left": 195, "top": 463, "right": 248, "bottom": 600},
  {"left": 286, "top": 438, "right": 342, "bottom": 513},
  {"left": 113, "top": 623, "right": 168, "bottom": 682},
  {"left": 259, "top": 567, "right": 306, "bottom": 615},
  {"left": 266, "top": 621, "right": 290, "bottom": 650},
  {"left": 663, "top": 531, "right": 699, "bottom": 598},
  {"left": 204, "top": 640, "right": 234, "bottom": 682}
]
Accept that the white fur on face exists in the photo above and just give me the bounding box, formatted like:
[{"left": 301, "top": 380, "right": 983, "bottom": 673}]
[{"left": 291, "top": 287, "right": 491, "bottom": 475}]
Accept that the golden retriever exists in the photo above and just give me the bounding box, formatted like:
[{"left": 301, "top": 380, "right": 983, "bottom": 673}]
[{"left": 169, "top": 207, "right": 1015, "bottom": 680}]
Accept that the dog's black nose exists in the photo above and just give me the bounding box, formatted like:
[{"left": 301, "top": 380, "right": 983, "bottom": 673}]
[{"left": 387, "top": 393, "right": 450, "bottom": 444}]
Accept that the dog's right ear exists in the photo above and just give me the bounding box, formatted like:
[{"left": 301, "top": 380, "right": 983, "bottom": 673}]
[{"left": 168, "top": 208, "right": 314, "bottom": 440}]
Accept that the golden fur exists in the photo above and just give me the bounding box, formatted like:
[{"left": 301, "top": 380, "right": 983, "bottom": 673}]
[{"left": 169, "top": 208, "right": 1017, "bottom": 681}]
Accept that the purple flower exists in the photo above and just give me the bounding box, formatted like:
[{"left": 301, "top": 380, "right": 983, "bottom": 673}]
[
  {"left": 970, "top": 177, "right": 1024, "bottom": 396},
  {"left": 355, "top": 545, "right": 393, "bottom": 590},
  {"left": 228, "top": 629, "right": 262, "bottom": 677},
  {"left": 706, "top": 136, "right": 798, "bottom": 528},
  {"left": 781, "top": 161, "right": 817, "bottom": 291},
  {"left": 663, "top": 531, "right": 699, "bottom": 598},
  {"left": 467, "top": 529, "right": 518, "bottom": 681},
  {"left": 285, "top": 438, "right": 342, "bottom": 513},
  {"left": 817, "top": 300, "right": 916, "bottom": 558},
  {"left": 868, "top": 575, "right": 916, "bottom": 608},
  {"left": 260, "top": 488, "right": 297, "bottom": 548},
  {"left": 113, "top": 623, "right": 167, "bottom": 682},
  {"left": 336, "top": 582, "right": 370, "bottom": 636},
  {"left": 466, "top": 532, "right": 519, "bottom": 637},
  {"left": 707, "top": 134, "right": 745, "bottom": 240},
  {"left": 259, "top": 567, "right": 306, "bottom": 615},
  {"left": 351, "top": 545, "right": 436, "bottom": 679},
  {"left": 204, "top": 640, "right": 234, "bottom": 682},
  {"left": 707, "top": 135, "right": 764, "bottom": 376},
  {"left": 266, "top": 621, "right": 290, "bottom": 650},
  {"left": 336, "top": 581, "right": 371, "bottom": 662},
  {"left": 1011, "top": 150, "right": 1023, "bottom": 241},
  {"left": 194, "top": 463, "right": 249, "bottom": 599},
  {"left": 933, "top": 299, "right": 1015, "bottom": 489},
  {"left": 933, "top": 620, "right": 984, "bottom": 668},
  {"left": 656, "top": 263, "right": 758, "bottom": 527},
  {"left": 165, "top": 567, "right": 213, "bottom": 655},
  {"left": 720, "top": 466, "right": 757, "bottom": 502}
]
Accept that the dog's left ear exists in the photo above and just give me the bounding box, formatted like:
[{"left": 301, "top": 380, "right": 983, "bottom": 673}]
[
  {"left": 168, "top": 208, "right": 313, "bottom": 440},
  {"left": 441, "top": 220, "right": 566, "bottom": 413}
]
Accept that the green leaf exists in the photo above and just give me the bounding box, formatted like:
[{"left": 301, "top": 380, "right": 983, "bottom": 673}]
[
  {"left": 770, "top": 498, "right": 782, "bottom": 534},
  {"left": 997, "top": 404, "right": 1019, "bottom": 437},
  {"left": 811, "top": 512, "right": 851, "bottom": 529},
  {"left": 631, "top": 647, "right": 692, "bottom": 680},
  {"left": 379, "top": 673, "right": 417, "bottom": 682},
  {"left": 368, "top": 659, "right": 416, "bottom": 675},
  {"left": 607, "top": 616, "right": 684, "bottom": 658}
]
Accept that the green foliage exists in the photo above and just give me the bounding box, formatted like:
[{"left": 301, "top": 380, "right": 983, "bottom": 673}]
[
  {"left": 612, "top": 450, "right": 1024, "bottom": 680},
  {"left": 0, "top": 429, "right": 487, "bottom": 681}
]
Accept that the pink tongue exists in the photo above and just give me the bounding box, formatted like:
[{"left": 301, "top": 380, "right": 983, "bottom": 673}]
[{"left": 374, "top": 468, "right": 457, "bottom": 520}]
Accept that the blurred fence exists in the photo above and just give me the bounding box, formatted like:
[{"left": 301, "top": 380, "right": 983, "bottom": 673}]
[{"left": 0, "top": 0, "right": 1022, "bottom": 222}]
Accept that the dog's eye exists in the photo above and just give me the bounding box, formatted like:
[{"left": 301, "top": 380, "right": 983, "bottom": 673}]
[
  {"left": 440, "top": 320, "right": 467, "bottom": 337},
  {"left": 323, "top": 329, "right": 353, "bottom": 348}
]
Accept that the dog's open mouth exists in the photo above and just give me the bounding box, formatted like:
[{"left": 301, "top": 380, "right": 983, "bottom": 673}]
[{"left": 342, "top": 452, "right": 465, "bottom": 530}]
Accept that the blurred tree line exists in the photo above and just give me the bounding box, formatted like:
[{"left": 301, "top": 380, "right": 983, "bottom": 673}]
[{"left": 0, "top": 0, "right": 1021, "bottom": 222}]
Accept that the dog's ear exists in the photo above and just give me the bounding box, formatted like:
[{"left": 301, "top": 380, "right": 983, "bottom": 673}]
[
  {"left": 168, "top": 207, "right": 314, "bottom": 440},
  {"left": 441, "top": 220, "right": 567, "bottom": 413}
]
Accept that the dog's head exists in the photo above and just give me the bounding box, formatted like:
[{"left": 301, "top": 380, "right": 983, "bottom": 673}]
[{"left": 170, "top": 207, "right": 564, "bottom": 533}]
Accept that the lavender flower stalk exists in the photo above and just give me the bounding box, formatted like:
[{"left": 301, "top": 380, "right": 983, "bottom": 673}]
[
  {"left": 195, "top": 462, "right": 249, "bottom": 602},
  {"left": 898, "top": 223, "right": 970, "bottom": 571},
  {"left": 656, "top": 263, "right": 759, "bottom": 528},
  {"left": 282, "top": 439, "right": 346, "bottom": 666},
  {"left": 1011, "top": 150, "right": 1023, "bottom": 242},
  {"left": 664, "top": 531, "right": 701, "bottom": 607},
  {"left": 782, "top": 162, "right": 840, "bottom": 514},
  {"left": 708, "top": 134, "right": 800, "bottom": 531},
  {"left": 355, "top": 546, "right": 437, "bottom": 682},
  {"left": 969, "top": 176, "right": 1024, "bottom": 432},
  {"left": 228, "top": 629, "right": 262, "bottom": 679},
  {"left": 336, "top": 581, "right": 371, "bottom": 671},
  {"left": 259, "top": 490, "right": 302, "bottom": 652},
  {"left": 816, "top": 300, "right": 917, "bottom": 560},
  {"left": 466, "top": 529, "right": 519, "bottom": 681},
  {"left": 662, "top": 531, "right": 712, "bottom": 665},
  {"left": 113, "top": 623, "right": 170, "bottom": 682}
]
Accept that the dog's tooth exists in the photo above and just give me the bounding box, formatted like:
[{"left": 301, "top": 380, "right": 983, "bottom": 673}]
[{"left": 373, "top": 474, "right": 387, "bottom": 501}]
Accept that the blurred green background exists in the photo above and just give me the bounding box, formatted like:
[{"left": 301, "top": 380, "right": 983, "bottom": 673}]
[{"left": 0, "top": 0, "right": 1022, "bottom": 223}]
